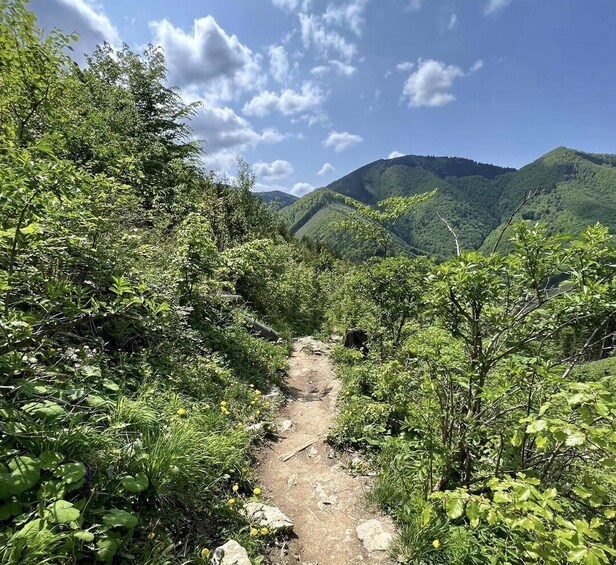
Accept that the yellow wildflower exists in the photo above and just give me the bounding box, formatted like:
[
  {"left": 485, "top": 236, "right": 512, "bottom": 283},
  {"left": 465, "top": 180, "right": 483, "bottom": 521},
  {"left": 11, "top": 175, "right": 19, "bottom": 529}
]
[
  {"left": 201, "top": 548, "right": 210, "bottom": 558},
  {"left": 264, "top": 402, "right": 271, "bottom": 407},
  {"left": 147, "top": 532, "right": 155, "bottom": 540},
  {"left": 256, "top": 410, "right": 261, "bottom": 416},
  {"left": 250, "top": 528, "right": 258, "bottom": 537},
  {"left": 432, "top": 539, "right": 441, "bottom": 549},
  {"left": 260, "top": 527, "right": 269, "bottom": 535},
  {"left": 227, "top": 498, "right": 236, "bottom": 506},
  {"left": 232, "top": 484, "right": 239, "bottom": 492},
  {"left": 253, "top": 487, "right": 262, "bottom": 496},
  {"left": 177, "top": 408, "right": 187, "bottom": 417},
  {"left": 255, "top": 390, "right": 262, "bottom": 396}
]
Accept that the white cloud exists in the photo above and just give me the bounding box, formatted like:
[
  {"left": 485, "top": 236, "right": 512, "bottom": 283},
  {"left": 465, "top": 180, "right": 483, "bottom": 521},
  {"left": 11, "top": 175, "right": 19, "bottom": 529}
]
[
  {"left": 253, "top": 159, "right": 294, "bottom": 180},
  {"left": 323, "top": 0, "right": 370, "bottom": 36},
  {"left": 470, "top": 59, "right": 484, "bottom": 72},
  {"left": 448, "top": 14, "right": 458, "bottom": 30},
  {"left": 149, "top": 16, "right": 262, "bottom": 100},
  {"left": 401, "top": 58, "right": 482, "bottom": 108},
  {"left": 311, "top": 60, "right": 356, "bottom": 77},
  {"left": 388, "top": 151, "right": 405, "bottom": 158},
  {"left": 261, "top": 128, "right": 287, "bottom": 143},
  {"left": 484, "top": 0, "right": 512, "bottom": 15},
  {"left": 406, "top": 0, "right": 423, "bottom": 11},
  {"left": 271, "top": 0, "right": 312, "bottom": 11},
  {"left": 396, "top": 61, "right": 415, "bottom": 72},
  {"left": 299, "top": 13, "right": 357, "bottom": 62},
  {"left": 269, "top": 45, "right": 293, "bottom": 83},
  {"left": 243, "top": 81, "right": 326, "bottom": 117},
  {"left": 30, "top": 0, "right": 120, "bottom": 58},
  {"left": 323, "top": 130, "right": 363, "bottom": 152},
  {"left": 317, "top": 162, "right": 335, "bottom": 176},
  {"left": 291, "top": 182, "right": 315, "bottom": 196}
]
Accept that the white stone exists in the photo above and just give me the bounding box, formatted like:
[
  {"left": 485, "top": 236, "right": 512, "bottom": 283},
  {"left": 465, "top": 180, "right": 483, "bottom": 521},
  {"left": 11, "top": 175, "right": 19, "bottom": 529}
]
[
  {"left": 242, "top": 502, "right": 294, "bottom": 532},
  {"left": 278, "top": 419, "right": 294, "bottom": 433},
  {"left": 244, "top": 422, "right": 264, "bottom": 432},
  {"left": 356, "top": 519, "right": 394, "bottom": 554},
  {"left": 212, "top": 540, "right": 251, "bottom": 565}
]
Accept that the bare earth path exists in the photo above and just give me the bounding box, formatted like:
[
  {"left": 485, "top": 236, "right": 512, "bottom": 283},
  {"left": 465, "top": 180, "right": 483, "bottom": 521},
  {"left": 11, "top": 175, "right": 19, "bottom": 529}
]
[{"left": 257, "top": 337, "right": 393, "bottom": 565}]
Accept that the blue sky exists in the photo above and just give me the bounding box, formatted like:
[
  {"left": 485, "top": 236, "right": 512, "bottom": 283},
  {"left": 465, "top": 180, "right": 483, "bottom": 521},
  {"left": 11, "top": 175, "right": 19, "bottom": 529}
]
[{"left": 30, "top": 0, "right": 616, "bottom": 195}]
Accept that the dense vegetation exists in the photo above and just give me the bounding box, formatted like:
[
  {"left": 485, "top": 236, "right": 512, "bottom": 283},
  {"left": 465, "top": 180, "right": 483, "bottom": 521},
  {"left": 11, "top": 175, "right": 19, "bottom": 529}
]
[
  {"left": 282, "top": 148, "right": 616, "bottom": 259},
  {"left": 0, "top": 2, "right": 329, "bottom": 562},
  {"left": 324, "top": 223, "right": 616, "bottom": 564},
  {"left": 2, "top": 2, "right": 616, "bottom": 565}
]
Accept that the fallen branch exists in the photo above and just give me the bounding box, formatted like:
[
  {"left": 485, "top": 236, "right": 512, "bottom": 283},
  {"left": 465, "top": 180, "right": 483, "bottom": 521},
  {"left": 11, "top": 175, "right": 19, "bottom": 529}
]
[{"left": 281, "top": 437, "right": 321, "bottom": 461}]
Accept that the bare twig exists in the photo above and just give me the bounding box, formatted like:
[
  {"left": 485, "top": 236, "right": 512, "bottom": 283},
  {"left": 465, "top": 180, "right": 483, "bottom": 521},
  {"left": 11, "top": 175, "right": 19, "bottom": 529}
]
[
  {"left": 437, "top": 212, "right": 461, "bottom": 256},
  {"left": 491, "top": 188, "right": 542, "bottom": 254}
]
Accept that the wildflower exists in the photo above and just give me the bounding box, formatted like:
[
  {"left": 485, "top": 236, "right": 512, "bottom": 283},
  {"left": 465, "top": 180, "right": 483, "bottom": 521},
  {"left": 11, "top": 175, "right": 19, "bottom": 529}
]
[
  {"left": 201, "top": 548, "right": 210, "bottom": 558},
  {"left": 220, "top": 400, "right": 227, "bottom": 406},
  {"left": 253, "top": 487, "right": 262, "bottom": 496},
  {"left": 147, "top": 532, "right": 155, "bottom": 540},
  {"left": 432, "top": 539, "right": 441, "bottom": 549},
  {"left": 256, "top": 410, "right": 261, "bottom": 416},
  {"left": 249, "top": 384, "right": 254, "bottom": 388},
  {"left": 250, "top": 400, "right": 256, "bottom": 405},
  {"left": 250, "top": 528, "right": 258, "bottom": 537},
  {"left": 177, "top": 408, "right": 187, "bottom": 417},
  {"left": 227, "top": 498, "right": 236, "bottom": 506},
  {"left": 255, "top": 390, "right": 262, "bottom": 396},
  {"left": 264, "top": 402, "right": 271, "bottom": 408},
  {"left": 232, "top": 484, "right": 239, "bottom": 492},
  {"left": 260, "top": 527, "right": 269, "bottom": 535}
]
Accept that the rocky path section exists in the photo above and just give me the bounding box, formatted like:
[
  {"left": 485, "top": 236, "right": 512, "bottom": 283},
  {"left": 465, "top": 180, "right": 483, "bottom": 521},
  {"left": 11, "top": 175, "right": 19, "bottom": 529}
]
[{"left": 256, "top": 337, "right": 394, "bottom": 565}]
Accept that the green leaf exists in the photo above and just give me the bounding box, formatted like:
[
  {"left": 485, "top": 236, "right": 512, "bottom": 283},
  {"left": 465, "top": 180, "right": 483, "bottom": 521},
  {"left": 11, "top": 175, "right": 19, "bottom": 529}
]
[
  {"left": 567, "top": 548, "right": 587, "bottom": 562},
  {"left": 47, "top": 500, "right": 81, "bottom": 524},
  {"left": 445, "top": 495, "right": 465, "bottom": 519},
  {"left": 526, "top": 419, "right": 547, "bottom": 433},
  {"left": 39, "top": 451, "right": 63, "bottom": 470},
  {"left": 22, "top": 400, "right": 66, "bottom": 419},
  {"left": 0, "top": 502, "right": 21, "bottom": 521},
  {"left": 74, "top": 530, "right": 95, "bottom": 542},
  {"left": 56, "top": 462, "right": 86, "bottom": 485},
  {"left": 566, "top": 431, "right": 586, "bottom": 447},
  {"left": 96, "top": 532, "right": 122, "bottom": 561},
  {"left": 0, "top": 457, "right": 41, "bottom": 499},
  {"left": 102, "top": 509, "right": 138, "bottom": 529},
  {"left": 121, "top": 472, "right": 149, "bottom": 494}
]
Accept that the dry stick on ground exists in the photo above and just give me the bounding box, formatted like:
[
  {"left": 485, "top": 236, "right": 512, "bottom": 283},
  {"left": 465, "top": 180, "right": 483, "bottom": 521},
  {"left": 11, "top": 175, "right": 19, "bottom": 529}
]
[
  {"left": 491, "top": 188, "right": 542, "bottom": 254},
  {"left": 280, "top": 436, "right": 321, "bottom": 461},
  {"left": 437, "top": 212, "right": 461, "bottom": 256}
]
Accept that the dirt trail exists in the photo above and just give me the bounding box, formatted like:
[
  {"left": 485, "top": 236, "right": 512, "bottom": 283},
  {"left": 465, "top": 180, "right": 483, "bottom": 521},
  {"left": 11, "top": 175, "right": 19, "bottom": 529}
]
[{"left": 257, "top": 337, "right": 392, "bottom": 565}]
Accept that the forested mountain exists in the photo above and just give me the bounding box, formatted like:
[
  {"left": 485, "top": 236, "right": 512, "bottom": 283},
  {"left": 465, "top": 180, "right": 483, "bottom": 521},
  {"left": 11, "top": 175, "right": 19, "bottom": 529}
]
[
  {"left": 282, "top": 147, "right": 616, "bottom": 258},
  {"left": 259, "top": 190, "right": 298, "bottom": 209}
]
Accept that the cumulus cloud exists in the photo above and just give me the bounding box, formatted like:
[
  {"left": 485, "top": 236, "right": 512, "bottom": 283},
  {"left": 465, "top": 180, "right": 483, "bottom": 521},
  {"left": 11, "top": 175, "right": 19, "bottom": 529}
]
[
  {"left": 291, "top": 182, "right": 315, "bottom": 196},
  {"left": 30, "top": 0, "right": 120, "bottom": 58},
  {"left": 401, "top": 58, "right": 482, "bottom": 108},
  {"left": 396, "top": 61, "right": 415, "bottom": 72},
  {"left": 317, "top": 162, "right": 335, "bottom": 176},
  {"left": 253, "top": 159, "right": 294, "bottom": 180},
  {"left": 484, "top": 0, "right": 512, "bottom": 15},
  {"left": 311, "top": 60, "right": 356, "bottom": 77},
  {"left": 242, "top": 81, "right": 326, "bottom": 117},
  {"left": 149, "top": 16, "right": 262, "bottom": 100},
  {"left": 323, "top": 130, "right": 363, "bottom": 152},
  {"left": 299, "top": 13, "right": 357, "bottom": 62},
  {"left": 268, "top": 45, "right": 294, "bottom": 83},
  {"left": 388, "top": 151, "right": 405, "bottom": 158},
  {"left": 323, "top": 0, "right": 370, "bottom": 36},
  {"left": 189, "top": 103, "right": 285, "bottom": 173}
]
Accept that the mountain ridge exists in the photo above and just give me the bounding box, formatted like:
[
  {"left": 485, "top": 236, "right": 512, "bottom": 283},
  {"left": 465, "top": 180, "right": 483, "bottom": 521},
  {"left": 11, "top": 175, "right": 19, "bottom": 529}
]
[{"left": 280, "top": 147, "right": 616, "bottom": 258}]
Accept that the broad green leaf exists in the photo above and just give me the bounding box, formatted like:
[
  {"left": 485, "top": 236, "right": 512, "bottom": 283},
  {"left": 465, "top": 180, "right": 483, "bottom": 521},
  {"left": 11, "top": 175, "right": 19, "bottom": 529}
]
[
  {"left": 121, "top": 472, "right": 149, "bottom": 494},
  {"left": 526, "top": 420, "right": 547, "bottom": 434},
  {"left": 56, "top": 462, "right": 86, "bottom": 485},
  {"left": 0, "top": 502, "right": 21, "bottom": 521},
  {"left": 39, "top": 451, "right": 63, "bottom": 470},
  {"left": 47, "top": 500, "right": 80, "bottom": 524},
  {"left": 102, "top": 508, "right": 138, "bottom": 528},
  {"left": 22, "top": 400, "right": 65, "bottom": 419},
  {"left": 445, "top": 495, "right": 465, "bottom": 519},
  {"left": 74, "top": 530, "right": 95, "bottom": 542},
  {"left": 566, "top": 431, "right": 586, "bottom": 447}
]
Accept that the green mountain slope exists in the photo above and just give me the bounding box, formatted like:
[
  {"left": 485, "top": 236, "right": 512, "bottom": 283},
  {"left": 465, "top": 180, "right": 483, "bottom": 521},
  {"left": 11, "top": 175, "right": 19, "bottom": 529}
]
[
  {"left": 282, "top": 148, "right": 616, "bottom": 258},
  {"left": 258, "top": 190, "right": 298, "bottom": 209}
]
